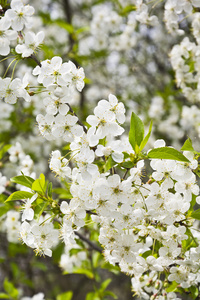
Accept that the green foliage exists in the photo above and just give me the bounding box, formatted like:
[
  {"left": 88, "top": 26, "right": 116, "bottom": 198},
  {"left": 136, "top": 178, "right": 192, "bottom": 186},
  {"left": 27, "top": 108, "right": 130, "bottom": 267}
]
[
  {"left": 56, "top": 291, "right": 73, "bottom": 300},
  {"left": 47, "top": 182, "right": 52, "bottom": 198},
  {"left": 32, "top": 173, "right": 46, "bottom": 193},
  {"left": 0, "top": 293, "right": 10, "bottom": 299},
  {"left": 191, "top": 209, "right": 200, "bottom": 221},
  {"left": 0, "top": 143, "right": 11, "bottom": 160},
  {"left": 129, "top": 112, "right": 144, "bottom": 154},
  {"left": 0, "top": 202, "right": 12, "bottom": 217},
  {"left": 5, "top": 191, "right": 34, "bottom": 202},
  {"left": 119, "top": 5, "right": 136, "bottom": 16},
  {"left": 34, "top": 198, "right": 48, "bottom": 221},
  {"left": 11, "top": 174, "right": 35, "bottom": 188},
  {"left": 52, "top": 187, "right": 72, "bottom": 199},
  {"left": 182, "top": 228, "right": 197, "bottom": 251},
  {"left": 0, "top": 278, "right": 19, "bottom": 299},
  {"left": 104, "top": 156, "right": 116, "bottom": 172},
  {"left": 181, "top": 138, "right": 195, "bottom": 152},
  {"left": 85, "top": 279, "right": 117, "bottom": 300},
  {"left": 72, "top": 267, "right": 94, "bottom": 279},
  {"left": 147, "top": 147, "right": 190, "bottom": 162},
  {"left": 139, "top": 121, "right": 153, "bottom": 151},
  {"left": 189, "top": 286, "right": 199, "bottom": 299},
  {"left": 0, "top": 0, "right": 9, "bottom": 9},
  {"left": 166, "top": 281, "right": 178, "bottom": 292}
]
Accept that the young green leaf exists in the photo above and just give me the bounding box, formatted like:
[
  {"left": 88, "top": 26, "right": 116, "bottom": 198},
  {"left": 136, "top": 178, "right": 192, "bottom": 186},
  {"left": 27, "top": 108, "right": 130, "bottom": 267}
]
[
  {"left": 5, "top": 191, "right": 34, "bottom": 202},
  {"left": 129, "top": 112, "right": 144, "bottom": 153},
  {"left": 139, "top": 120, "right": 153, "bottom": 151},
  {"left": 34, "top": 201, "right": 48, "bottom": 222},
  {"left": 148, "top": 147, "right": 190, "bottom": 162},
  {"left": 191, "top": 209, "right": 200, "bottom": 221},
  {"left": 56, "top": 291, "right": 73, "bottom": 300},
  {"left": 189, "top": 286, "right": 199, "bottom": 299},
  {"left": 104, "top": 156, "right": 116, "bottom": 172},
  {"left": 11, "top": 175, "right": 35, "bottom": 188},
  {"left": 0, "top": 293, "right": 9, "bottom": 299},
  {"left": 32, "top": 173, "right": 46, "bottom": 193},
  {"left": 181, "top": 138, "right": 195, "bottom": 152},
  {"left": 0, "top": 204, "right": 11, "bottom": 217},
  {"left": 47, "top": 182, "right": 52, "bottom": 198},
  {"left": 166, "top": 281, "right": 178, "bottom": 293},
  {"left": 0, "top": 144, "right": 11, "bottom": 160},
  {"left": 3, "top": 278, "right": 18, "bottom": 298},
  {"left": 100, "top": 279, "right": 112, "bottom": 292},
  {"left": 52, "top": 188, "right": 72, "bottom": 200}
]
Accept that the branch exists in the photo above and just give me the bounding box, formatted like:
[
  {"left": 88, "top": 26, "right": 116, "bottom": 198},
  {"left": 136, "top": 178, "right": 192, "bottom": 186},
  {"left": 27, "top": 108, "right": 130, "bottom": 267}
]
[
  {"left": 3, "top": 189, "right": 11, "bottom": 196},
  {"left": 67, "top": 103, "right": 87, "bottom": 133},
  {"left": 62, "top": 0, "right": 74, "bottom": 53},
  {"left": 29, "top": 54, "right": 41, "bottom": 67},
  {"left": 75, "top": 231, "right": 103, "bottom": 253}
]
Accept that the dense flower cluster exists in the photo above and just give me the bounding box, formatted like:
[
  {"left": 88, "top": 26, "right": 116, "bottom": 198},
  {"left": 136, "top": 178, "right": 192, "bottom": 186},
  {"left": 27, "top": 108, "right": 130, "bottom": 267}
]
[{"left": 1, "top": 0, "right": 200, "bottom": 299}]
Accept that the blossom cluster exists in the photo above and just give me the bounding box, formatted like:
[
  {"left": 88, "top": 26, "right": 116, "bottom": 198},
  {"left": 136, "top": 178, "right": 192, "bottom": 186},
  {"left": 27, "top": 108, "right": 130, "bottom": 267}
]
[{"left": 1, "top": 0, "right": 200, "bottom": 299}]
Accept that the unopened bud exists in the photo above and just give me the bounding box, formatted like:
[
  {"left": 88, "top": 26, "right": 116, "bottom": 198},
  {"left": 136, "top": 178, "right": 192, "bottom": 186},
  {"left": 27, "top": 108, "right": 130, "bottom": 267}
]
[{"left": 155, "top": 281, "right": 160, "bottom": 289}]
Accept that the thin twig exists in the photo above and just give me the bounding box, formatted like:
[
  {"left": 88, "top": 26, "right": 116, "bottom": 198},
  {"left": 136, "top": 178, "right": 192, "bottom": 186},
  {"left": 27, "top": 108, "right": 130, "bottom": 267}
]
[
  {"left": 29, "top": 54, "right": 41, "bottom": 67},
  {"left": 75, "top": 231, "right": 103, "bottom": 253},
  {"left": 3, "top": 189, "right": 11, "bottom": 196},
  {"left": 123, "top": 168, "right": 129, "bottom": 180},
  {"left": 67, "top": 103, "right": 87, "bottom": 133}
]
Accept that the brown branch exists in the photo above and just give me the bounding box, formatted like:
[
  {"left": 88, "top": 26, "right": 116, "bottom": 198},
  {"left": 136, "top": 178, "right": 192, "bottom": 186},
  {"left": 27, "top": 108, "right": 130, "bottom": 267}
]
[
  {"left": 123, "top": 169, "right": 130, "bottom": 180},
  {"left": 29, "top": 54, "right": 41, "bottom": 67},
  {"left": 67, "top": 103, "right": 87, "bottom": 133},
  {"left": 62, "top": 0, "right": 74, "bottom": 53},
  {"left": 3, "top": 189, "right": 11, "bottom": 196},
  {"left": 75, "top": 231, "right": 103, "bottom": 253}
]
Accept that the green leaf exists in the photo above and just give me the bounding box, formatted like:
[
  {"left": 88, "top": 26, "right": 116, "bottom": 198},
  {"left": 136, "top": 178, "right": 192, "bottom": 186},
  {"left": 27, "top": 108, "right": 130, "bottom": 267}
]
[
  {"left": 191, "top": 209, "right": 200, "bottom": 220},
  {"left": 104, "top": 291, "right": 118, "bottom": 299},
  {"left": 32, "top": 173, "right": 46, "bottom": 193},
  {"left": 104, "top": 156, "right": 116, "bottom": 172},
  {"left": 52, "top": 188, "right": 72, "bottom": 199},
  {"left": 188, "top": 194, "right": 196, "bottom": 214},
  {"left": 34, "top": 200, "right": 47, "bottom": 221},
  {"left": 129, "top": 112, "right": 144, "bottom": 153},
  {"left": 11, "top": 175, "right": 35, "bottom": 188},
  {"left": 5, "top": 191, "right": 33, "bottom": 202},
  {"left": 121, "top": 161, "right": 135, "bottom": 169},
  {"left": 0, "top": 204, "right": 11, "bottom": 217},
  {"left": 0, "top": 194, "right": 6, "bottom": 202},
  {"left": 0, "top": 293, "right": 9, "bottom": 299},
  {"left": 3, "top": 278, "right": 18, "bottom": 298},
  {"left": 75, "top": 26, "right": 90, "bottom": 35},
  {"left": 190, "top": 286, "right": 199, "bottom": 299},
  {"left": 182, "top": 229, "right": 196, "bottom": 251},
  {"left": 119, "top": 5, "right": 136, "bottom": 16},
  {"left": 0, "top": 144, "right": 11, "bottom": 160},
  {"left": 86, "top": 292, "right": 98, "bottom": 300},
  {"left": 195, "top": 169, "right": 200, "bottom": 178},
  {"left": 47, "top": 182, "right": 52, "bottom": 198},
  {"left": 56, "top": 291, "right": 73, "bottom": 300},
  {"left": 148, "top": 147, "right": 190, "bottom": 162},
  {"left": 73, "top": 267, "right": 94, "bottom": 279},
  {"left": 142, "top": 250, "right": 152, "bottom": 259},
  {"left": 139, "top": 120, "right": 153, "bottom": 151},
  {"left": 166, "top": 281, "right": 178, "bottom": 292},
  {"left": 181, "top": 138, "right": 195, "bottom": 152},
  {"left": 33, "top": 261, "right": 48, "bottom": 271},
  {"left": 100, "top": 279, "right": 111, "bottom": 292},
  {"left": 55, "top": 20, "right": 74, "bottom": 34}
]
